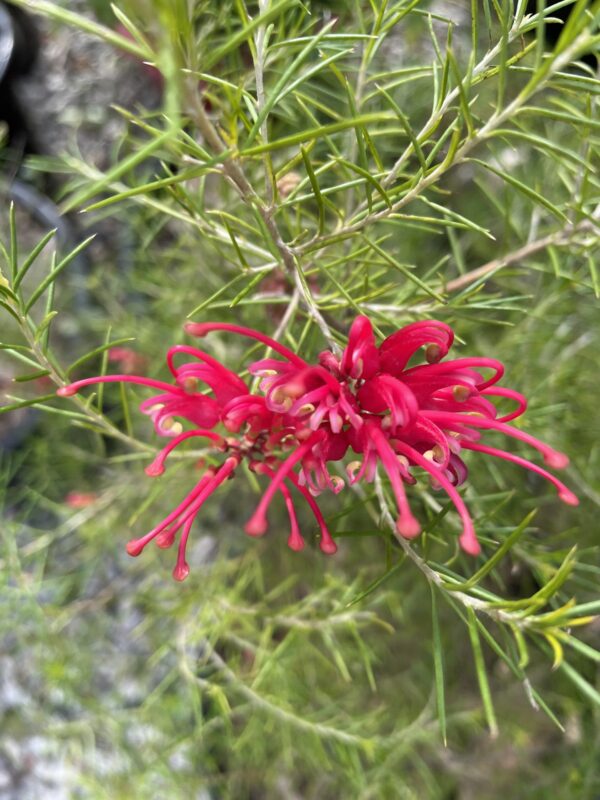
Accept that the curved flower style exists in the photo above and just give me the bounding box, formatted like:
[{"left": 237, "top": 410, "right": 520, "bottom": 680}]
[{"left": 57, "top": 316, "right": 577, "bottom": 580}]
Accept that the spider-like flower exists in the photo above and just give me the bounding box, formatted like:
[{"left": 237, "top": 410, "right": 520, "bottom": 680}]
[{"left": 57, "top": 317, "right": 577, "bottom": 580}]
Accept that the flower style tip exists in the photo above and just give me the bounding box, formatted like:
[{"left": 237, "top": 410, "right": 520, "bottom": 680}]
[
  {"left": 559, "top": 488, "right": 579, "bottom": 507},
  {"left": 396, "top": 515, "right": 421, "bottom": 540},
  {"left": 245, "top": 514, "right": 268, "bottom": 537},
  {"left": 173, "top": 560, "right": 190, "bottom": 581},
  {"left": 288, "top": 530, "right": 305, "bottom": 552},
  {"left": 459, "top": 531, "right": 482, "bottom": 557},
  {"left": 319, "top": 536, "right": 338, "bottom": 555},
  {"left": 183, "top": 322, "right": 207, "bottom": 337},
  {"left": 144, "top": 460, "right": 165, "bottom": 477},
  {"left": 156, "top": 528, "right": 176, "bottom": 548},
  {"left": 544, "top": 449, "right": 569, "bottom": 470},
  {"left": 126, "top": 539, "right": 146, "bottom": 557}
]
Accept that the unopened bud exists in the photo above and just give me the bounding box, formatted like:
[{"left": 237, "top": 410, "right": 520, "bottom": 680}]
[{"left": 277, "top": 171, "right": 302, "bottom": 198}]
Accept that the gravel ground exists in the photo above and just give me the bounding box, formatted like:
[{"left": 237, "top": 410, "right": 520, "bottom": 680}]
[{"left": 15, "top": 1, "right": 161, "bottom": 168}]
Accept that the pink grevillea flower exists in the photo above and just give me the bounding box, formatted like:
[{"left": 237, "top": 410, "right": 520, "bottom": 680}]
[
  {"left": 108, "top": 347, "right": 148, "bottom": 375},
  {"left": 186, "top": 316, "right": 577, "bottom": 557},
  {"left": 65, "top": 491, "right": 99, "bottom": 509},
  {"left": 58, "top": 316, "right": 577, "bottom": 580}
]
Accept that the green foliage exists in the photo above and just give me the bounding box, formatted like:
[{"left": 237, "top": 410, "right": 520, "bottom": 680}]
[{"left": 1, "top": 0, "right": 600, "bottom": 796}]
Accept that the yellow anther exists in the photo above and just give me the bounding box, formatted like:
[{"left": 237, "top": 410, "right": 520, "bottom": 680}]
[
  {"left": 161, "top": 417, "right": 184, "bottom": 436},
  {"left": 453, "top": 385, "right": 470, "bottom": 402},
  {"left": 425, "top": 343, "right": 442, "bottom": 363},
  {"left": 432, "top": 445, "right": 444, "bottom": 461},
  {"left": 346, "top": 460, "right": 362, "bottom": 477},
  {"left": 182, "top": 377, "right": 198, "bottom": 392}
]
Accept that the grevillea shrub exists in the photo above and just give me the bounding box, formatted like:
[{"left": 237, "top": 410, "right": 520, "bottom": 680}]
[{"left": 1, "top": 2, "right": 599, "bottom": 797}]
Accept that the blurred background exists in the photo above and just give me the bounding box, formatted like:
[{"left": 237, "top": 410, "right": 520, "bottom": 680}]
[{"left": 1, "top": 1, "right": 599, "bottom": 798}]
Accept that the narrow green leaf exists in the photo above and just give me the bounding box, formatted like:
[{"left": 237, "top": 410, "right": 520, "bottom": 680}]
[
  {"left": 559, "top": 660, "right": 600, "bottom": 709},
  {"left": 82, "top": 164, "right": 222, "bottom": 212},
  {"left": 64, "top": 130, "right": 177, "bottom": 213},
  {"left": 224, "top": 221, "right": 251, "bottom": 271},
  {"left": 447, "top": 49, "right": 475, "bottom": 137},
  {"left": 25, "top": 236, "right": 96, "bottom": 313},
  {"left": 13, "top": 229, "right": 58, "bottom": 292},
  {"left": 203, "top": 0, "right": 295, "bottom": 70},
  {"left": 512, "top": 625, "right": 530, "bottom": 669},
  {"left": 120, "top": 382, "right": 133, "bottom": 438},
  {"left": 431, "top": 586, "right": 447, "bottom": 745},
  {"left": 0, "top": 299, "right": 21, "bottom": 323},
  {"left": 345, "top": 559, "right": 405, "bottom": 608},
  {"left": 300, "top": 146, "right": 326, "bottom": 234},
  {"left": 229, "top": 271, "right": 267, "bottom": 307},
  {"left": 364, "top": 237, "right": 446, "bottom": 302},
  {"left": 34, "top": 311, "right": 59, "bottom": 343},
  {"left": 469, "top": 158, "right": 569, "bottom": 222},
  {"left": 443, "top": 510, "right": 536, "bottom": 591},
  {"left": 8, "top": 0, "right": 151, "bottom": 59},
  {"left": 0, "top": 393, "right": 57, "bottom": 414},
  {"left": 66, "top": 337, "right": 136, "bottom": 377},
  {"left": 565, "top": 600, "right": 600, "bottom": 617},
  {"left": 376, "top": 85, "right": 428, "bottom": 174},
  {"left": 334, "top": 158, "right": 392, "bottom": 208},
  {"left": 245, "top": 20, "right": 339, "bottom": 147},
  {"left": 109, "top": 3, "right": 153, "bottom": 52},
  {"left": 240, "top": 114, "right": 395, "bottom": 156},
  {"left": 467, "top": 607, "right": 498, "bottom": 738},
  {"left": 13, "top": 369, "right": 51, "bottom": 383},
  {"left": 186, "top": 273, "right": 249, "bottom": 317},
  {"left": 561, "top": 635, "right": 600, "bottom": 664},
  {"left": 9, "top": 203, "right": 17, "bottom": 282}
]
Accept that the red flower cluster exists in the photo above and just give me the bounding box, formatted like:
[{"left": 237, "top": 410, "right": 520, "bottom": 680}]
[{"left": 57, "top": 317, "right": 577, "bottom": 580}]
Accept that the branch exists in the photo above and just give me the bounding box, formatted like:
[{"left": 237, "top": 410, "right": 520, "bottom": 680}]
[
  {"left": 188, "top": 80, "right": 339, "bottom": 352},
  {"left": 444, "top": 220, "right": 596, "bottom": 293}
]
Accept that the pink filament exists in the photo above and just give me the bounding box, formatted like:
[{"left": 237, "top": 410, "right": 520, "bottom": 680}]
[
  {"left": 285, "top": 470, "right": 337, "bottom": 554},
  {"left": 145, "top": 429, "right": 225, "bottom": 476},
  {"left": 171, "top": 457, "right": 239, "bottom": 580},
  {"left": 394, "top": 440, "right": 481, "bottom": 556},
  {"left": 184, "top": 321, "right": 307, "bottom": 367},
  {"left": 461, "top": 441, "right": 578, "bottom": 505},
  {"left": 370, "top": 426, "right": 420, "bottom": 539},
  {"left": 403, "top": 357, "right": 504, "bottom": 391},
  {"left": 126, "top": 470, "right": 216, "bottom": 556},
  {"left": 422, "top": 410, "right": 568, "bottom": 468},
  {"left": 58, "top": 374, "right": 183, "bottom": 397},
  {"left": 481, "top": 386, "right": 527, "bottom": 422},
  {"left": 245, "top": 431, "right": 325, "bottom": 536},
  {"left": 254, "top": 464, "right": 304, "bottom": 551}
]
